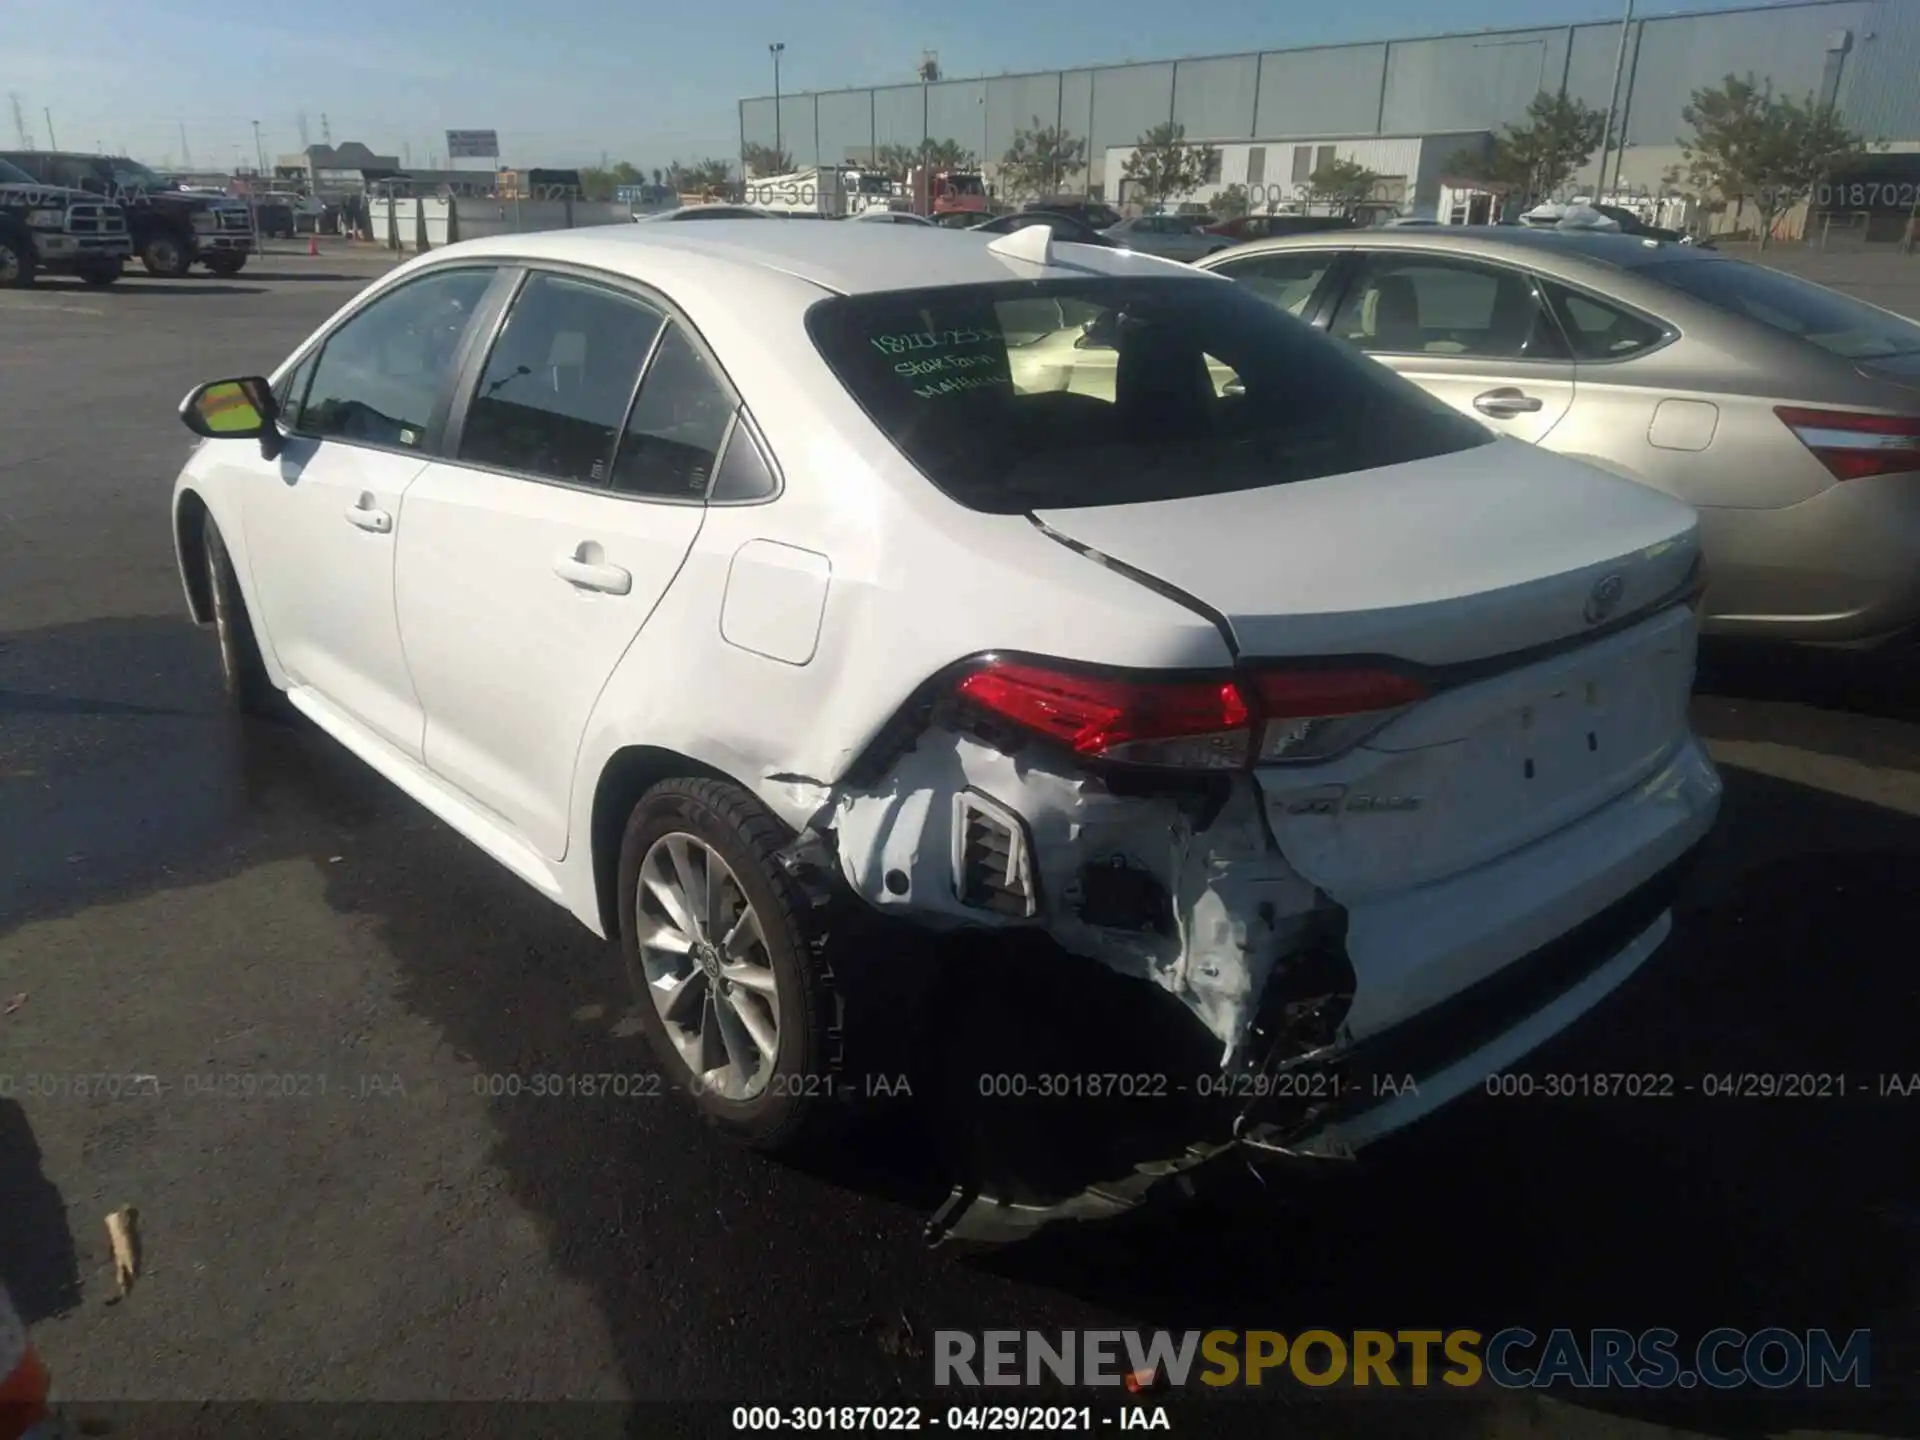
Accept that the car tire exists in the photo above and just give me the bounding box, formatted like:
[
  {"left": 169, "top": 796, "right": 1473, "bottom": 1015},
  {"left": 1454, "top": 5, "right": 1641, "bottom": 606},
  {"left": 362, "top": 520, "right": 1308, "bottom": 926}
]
[
  {"left": 141, "top": 232, "right": 192, "bottom": 279},
  {"left": 0, "top": 231, "right": 36, "bottom": 289},
  {"left": 617, "top": 777, "right": 843, "bottom": 1154},
  {"left": 201, "top": 513, "right": 282, "bottom": 717},
  {"left": 75, "top": 259, "right": 122, "bottom": 286},
  {"left": 204, "top": 255, "right": 246, "bottom": 276}
]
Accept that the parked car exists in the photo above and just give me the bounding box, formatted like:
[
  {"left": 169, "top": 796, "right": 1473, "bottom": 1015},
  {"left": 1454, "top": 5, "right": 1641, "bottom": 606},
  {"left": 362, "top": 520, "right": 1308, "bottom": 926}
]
[
  {"left": 1200, "top": 227, "right": 1920, "bottom": 645},
  {"left": 1204, "top": 213, "right": 1359, "bottom": 244},
  {"left": 251, "top": 198, "right": 295, "bottom": 240},
  {"left": 1100, "top": 213, "right": 1232, "bottom": 261},
  {"left": 1022, "top": 197, "right": 1122, "bottom": 230},
  {"left": 1589, "top": 203, "right": 1713, "bottom": 248},
  {"left": 0, "top": 155, "right": 132, "bottom": 287},
  {"left": 0, "top": 150, "right": 253, "bottom": 277},
  {"left": 969, "top": 210, "right": 1116, "bottom": 246},
  {"left": 169, "top": 223, "right": 1719, "bottom": 1230},
  {"left": 854, "top": 209, "right": 936, "bottom": 226},
  {"left": 635, "top": 204, "right": 778, "bottom": 222}
]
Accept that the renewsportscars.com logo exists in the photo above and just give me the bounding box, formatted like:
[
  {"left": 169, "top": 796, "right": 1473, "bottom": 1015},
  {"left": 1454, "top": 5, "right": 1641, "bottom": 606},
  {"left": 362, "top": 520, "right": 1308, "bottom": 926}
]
[{"left": 934, "top": 1328, "right": 1873, "bottom": 1391}]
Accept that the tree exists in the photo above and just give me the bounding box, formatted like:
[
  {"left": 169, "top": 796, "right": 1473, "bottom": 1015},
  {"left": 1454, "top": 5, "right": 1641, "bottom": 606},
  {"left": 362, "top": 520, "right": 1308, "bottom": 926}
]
[
  {"left": 1679, "top": 72, "right": 1866, "bottom": 247},
  {"left": 1120, "top": 122, "right": 1218, "bottom": 208},
  {"left": 1212, "top": 183, "right": 1252, "bottom": 220},
  {"left": 742, "top": 142, "right": 793, "bottom": 178},
  {"left": 1446, "top": 90, "right": 1605, "bottom": 205},
  {"left": 998, "top": 117, "right": 1087, "bottom": 200},
  {"left": 1307, "top": 157, "right": 1381, "bottom": 214},
  {"left": 667, "top": 157, "right": 737, "bottom": 198},
  {"left": 919, "top": 136, "right": 976, "bottom": 171},
  {"left": 871, "top": 143, "right": 918, "bottom": 181}
]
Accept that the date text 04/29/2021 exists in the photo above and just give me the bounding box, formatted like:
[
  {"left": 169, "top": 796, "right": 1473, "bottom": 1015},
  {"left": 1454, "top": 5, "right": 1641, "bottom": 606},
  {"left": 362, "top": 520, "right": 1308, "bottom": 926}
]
[{"left": 730, "top": 1405, "right": 1171, "bottom": 1432}]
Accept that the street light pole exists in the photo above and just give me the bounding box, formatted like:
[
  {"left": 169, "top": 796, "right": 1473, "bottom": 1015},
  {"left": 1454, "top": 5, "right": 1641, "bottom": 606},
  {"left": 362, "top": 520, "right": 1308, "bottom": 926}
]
[
  {"left": 1594, "top": 0, "right": 1634, "bottom": 198},
  {"left": 252, "top": 119, "right": 266, "bottom": 176},
  {"left": 769, "top": 43, "right": 786, "bottom": 162}
]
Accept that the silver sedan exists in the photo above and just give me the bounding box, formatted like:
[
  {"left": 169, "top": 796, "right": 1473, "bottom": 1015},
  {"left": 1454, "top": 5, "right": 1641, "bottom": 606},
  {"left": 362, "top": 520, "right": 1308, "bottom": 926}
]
[{"left": 1199, "top": 228, "right": 1920, "bottom": 646}]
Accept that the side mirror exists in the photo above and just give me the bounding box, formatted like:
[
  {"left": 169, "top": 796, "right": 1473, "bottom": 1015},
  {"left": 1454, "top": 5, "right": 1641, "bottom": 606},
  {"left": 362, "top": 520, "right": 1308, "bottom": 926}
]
[{"left": 180, "top": 376, "right": 283, "bottom": 459}]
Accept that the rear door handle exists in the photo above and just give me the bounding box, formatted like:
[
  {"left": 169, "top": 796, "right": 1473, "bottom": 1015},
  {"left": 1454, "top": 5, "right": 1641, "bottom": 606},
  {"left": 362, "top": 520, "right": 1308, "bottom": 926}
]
[
  {"left": 553, "top": 547, "right": 632, "bottom": 596},
  {"left": 1473, "top": 387, "right": 1545, "bottom": 418},
  {"left": 344, "top": 494, "right": 393, "bottom": 533}
]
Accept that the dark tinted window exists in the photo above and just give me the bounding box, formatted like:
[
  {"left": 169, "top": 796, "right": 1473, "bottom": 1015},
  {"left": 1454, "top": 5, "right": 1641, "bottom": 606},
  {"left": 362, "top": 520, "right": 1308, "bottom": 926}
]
[
  {"left": 300, "top": 268, "right": 495, "bottom": 448},
  {"left": 612, "top": 326, "right": 735, "bottom": 498},
  {"left": 805, "top": 276, "right": 1492, "bottom": 514},
  {"left": 709, "top": 420, "right": 778, "bottom": 501},
  {"left": 460, "top": 273, "right": 663, "bottom": 485},
  {"left": 1331, "top": 255, "right": 1569, "bottom": 361},
  {"left": 0, "top": 158, "right": 33, "bottom": 184},
  {"left": 1641, "top": 257, "right": 1920, "bottom": 360},
  {"left": 1212, "top": 250, "right": 1336, "bottom": 317},
  {"left": 1539, "top": 281, "right": 1668, "bottom": 361}
]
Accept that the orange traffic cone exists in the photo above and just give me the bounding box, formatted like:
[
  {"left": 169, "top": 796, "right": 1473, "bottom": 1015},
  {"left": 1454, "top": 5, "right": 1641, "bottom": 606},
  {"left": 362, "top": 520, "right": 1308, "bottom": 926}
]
[
  {"left": 307, "top": 234, "right": 320, "bottom": 257},
  {"left": 0, "top": 1283, "right": 52, "bottom": 1440}
]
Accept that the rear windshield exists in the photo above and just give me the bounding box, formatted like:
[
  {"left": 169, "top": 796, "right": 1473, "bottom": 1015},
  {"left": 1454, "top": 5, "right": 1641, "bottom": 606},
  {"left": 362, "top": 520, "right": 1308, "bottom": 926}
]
[
  {"left": 805, "top": 276, "right": 1493, "bottom": 513},
  {"left": 1642, "top": 257, "right": 1920, "bottom": 360}
]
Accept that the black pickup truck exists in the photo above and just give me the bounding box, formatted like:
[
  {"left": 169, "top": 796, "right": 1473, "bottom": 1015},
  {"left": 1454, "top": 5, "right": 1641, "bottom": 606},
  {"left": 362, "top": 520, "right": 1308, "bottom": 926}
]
[
  {"left": 0, "top": 156, "right": 134, "bottom": 287},
  {"left": 0, "top": 150, "right": 255, "bottom": 278}
]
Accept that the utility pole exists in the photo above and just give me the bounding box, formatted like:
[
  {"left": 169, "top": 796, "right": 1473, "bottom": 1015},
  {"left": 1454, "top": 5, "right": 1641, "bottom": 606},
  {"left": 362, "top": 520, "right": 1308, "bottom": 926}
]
[
  {"left": 252, "top": 119, "right": 265, "bottom": 175},
  {"left": 320, "top": 112, "right": 333, "bottom": 146},
  {"left": 42, "top": 108, "right": 57, "bottom": 150},
  {"left": 769, "top": 43, "right": 785, "bottom": 161},
  {"left": 1594, "top": 0, "right": 1635, "bottom": 197},
  {"left": 179, "top": 121, "right": 192, "bottom": 167}
]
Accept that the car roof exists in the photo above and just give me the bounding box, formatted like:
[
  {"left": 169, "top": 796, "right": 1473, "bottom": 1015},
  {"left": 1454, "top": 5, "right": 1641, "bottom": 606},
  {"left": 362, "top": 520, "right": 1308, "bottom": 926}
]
[
  {"left": 1217, "top": 225, "right": 1712, "bottom": 274},
  {"left": 428, "top": 219, "right": 1207, "bottom": 296}
]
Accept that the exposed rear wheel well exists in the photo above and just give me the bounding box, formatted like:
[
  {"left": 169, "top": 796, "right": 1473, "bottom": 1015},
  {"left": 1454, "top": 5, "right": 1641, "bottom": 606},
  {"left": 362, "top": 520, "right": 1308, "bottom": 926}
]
[
  {"left": 176, "top": 490, "right": 213, "bottom": 623},
  {"left": 590, "top": 746, "right": 743, "bottom": 938}
]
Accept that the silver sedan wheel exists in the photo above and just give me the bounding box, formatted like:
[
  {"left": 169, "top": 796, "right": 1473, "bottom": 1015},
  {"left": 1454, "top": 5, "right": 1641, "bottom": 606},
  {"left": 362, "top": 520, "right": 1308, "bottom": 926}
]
[{"left": 636, "top": 832, "right": 781, "bottom": 1101}]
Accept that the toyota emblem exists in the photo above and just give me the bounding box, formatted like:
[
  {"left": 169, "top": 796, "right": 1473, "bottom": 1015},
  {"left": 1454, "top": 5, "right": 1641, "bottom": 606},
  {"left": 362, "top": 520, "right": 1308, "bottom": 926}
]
[{"left": 1584, "top": 572, "right": 1626, "bottom": 626}]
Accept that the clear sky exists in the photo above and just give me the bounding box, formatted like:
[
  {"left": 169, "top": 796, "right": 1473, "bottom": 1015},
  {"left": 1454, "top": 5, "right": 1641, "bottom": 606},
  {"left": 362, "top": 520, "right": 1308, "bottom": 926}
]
[{"left": 4, "top": 0, "right": 1791, "bottom": 173}]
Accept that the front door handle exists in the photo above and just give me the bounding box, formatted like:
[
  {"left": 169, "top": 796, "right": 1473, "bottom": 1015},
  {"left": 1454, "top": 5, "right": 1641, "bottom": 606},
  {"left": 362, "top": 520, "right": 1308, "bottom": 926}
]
[
  {"left": 1474, "top": 387, "right": 1545, "bottom": 418},
  {"left": 553, "top": 546, "right": 632, "bottom": 596},
  {"left": 344, "top": 494, "right": 393, "bottom": 533}
]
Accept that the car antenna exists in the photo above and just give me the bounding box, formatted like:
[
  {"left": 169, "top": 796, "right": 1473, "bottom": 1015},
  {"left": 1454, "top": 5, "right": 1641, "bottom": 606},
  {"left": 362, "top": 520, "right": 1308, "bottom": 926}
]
[{"left": 987, "top": 224, "right": 1053, "bottom": 267}]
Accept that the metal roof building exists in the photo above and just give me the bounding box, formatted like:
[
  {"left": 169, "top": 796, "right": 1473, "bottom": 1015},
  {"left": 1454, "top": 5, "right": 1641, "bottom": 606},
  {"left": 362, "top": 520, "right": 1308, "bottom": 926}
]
[{"left": 737, "top": 0, "right": 1920, "bottom": 199}]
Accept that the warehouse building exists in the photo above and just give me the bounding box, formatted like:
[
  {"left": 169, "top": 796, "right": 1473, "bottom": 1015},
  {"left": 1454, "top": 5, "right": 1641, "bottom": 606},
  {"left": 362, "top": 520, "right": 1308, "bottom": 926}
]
[{"left": 739, "top": 0, "right": 1920, "bottom": 218}]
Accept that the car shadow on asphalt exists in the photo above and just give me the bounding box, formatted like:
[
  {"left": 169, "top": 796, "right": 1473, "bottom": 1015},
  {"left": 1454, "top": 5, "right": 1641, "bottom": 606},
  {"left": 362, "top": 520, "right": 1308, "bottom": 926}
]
[{"left": 3, "top": 614, "right": 1916, "bottom": 1430}]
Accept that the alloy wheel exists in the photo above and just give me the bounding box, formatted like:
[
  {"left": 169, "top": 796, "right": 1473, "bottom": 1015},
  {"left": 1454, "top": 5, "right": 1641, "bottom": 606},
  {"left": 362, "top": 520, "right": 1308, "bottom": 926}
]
[{"left": 636, "top": 832, "right": 782, "bottom": 1101}]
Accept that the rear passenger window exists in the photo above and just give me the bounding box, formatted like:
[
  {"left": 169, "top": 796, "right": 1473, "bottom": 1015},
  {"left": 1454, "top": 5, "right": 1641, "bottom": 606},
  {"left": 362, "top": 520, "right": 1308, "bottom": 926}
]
[
  {"left": 1212, "top": 251, "right": 1334, "bottom": 317},
  {"left": 1541, "top": 282, "right": 1668, "bottom": 360},
  {"left": 1331, "top": 256, "right": 1568, "bottom": 361},
  {"left": 460, "top": 273, "right": 664, "bottom": 485},
  {"left": 709, "top": 419, "right": 778, "bottom": 502},
  {"left": 612, "top": 326, "right": 735, "bottom": 499}
]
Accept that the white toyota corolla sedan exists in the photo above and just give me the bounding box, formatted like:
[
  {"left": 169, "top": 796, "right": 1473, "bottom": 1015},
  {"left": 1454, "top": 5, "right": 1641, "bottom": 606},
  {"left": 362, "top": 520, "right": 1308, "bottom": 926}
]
[{"left": 170, "top": 220, "right": 1720, "bottom": 1180}]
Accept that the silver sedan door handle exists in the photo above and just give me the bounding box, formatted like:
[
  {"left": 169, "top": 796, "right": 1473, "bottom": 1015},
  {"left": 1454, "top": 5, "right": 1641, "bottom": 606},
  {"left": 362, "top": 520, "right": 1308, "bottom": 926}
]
[
  {"left": 553, "top": 546, "right": 632, "bottom": 596},
  {"left": 1473, "top": 387, "right": 1544, "bottom": 418},
  {"left": 344, "top": 493, "right": 393, "bottom": 533}
]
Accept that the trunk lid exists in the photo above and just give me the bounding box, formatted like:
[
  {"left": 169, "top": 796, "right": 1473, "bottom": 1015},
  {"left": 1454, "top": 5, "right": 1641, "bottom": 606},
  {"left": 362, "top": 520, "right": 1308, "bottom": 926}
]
[
  {"left": 1031, "top": 438, "right": 1700, "bottom": 667},
  {"left": 1035, "top": 440, "right": 1705, "bottom": 896}
]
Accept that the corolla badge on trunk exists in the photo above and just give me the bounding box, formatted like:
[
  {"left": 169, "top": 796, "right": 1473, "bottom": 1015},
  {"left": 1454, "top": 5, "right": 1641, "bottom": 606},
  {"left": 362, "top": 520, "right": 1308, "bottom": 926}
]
[
  {"left": 1283, "top": 789, "right": 1423, "bottom": 816},
  {"left": 1584, "top": 571, "right": 1626, "bottom": 626}
]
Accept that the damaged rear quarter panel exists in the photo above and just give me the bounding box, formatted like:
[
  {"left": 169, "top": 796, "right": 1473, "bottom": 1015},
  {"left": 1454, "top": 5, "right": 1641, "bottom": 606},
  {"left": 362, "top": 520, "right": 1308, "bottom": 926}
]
[{"left": 827, "top": 728, "right": 1320, "bottom": 1060}]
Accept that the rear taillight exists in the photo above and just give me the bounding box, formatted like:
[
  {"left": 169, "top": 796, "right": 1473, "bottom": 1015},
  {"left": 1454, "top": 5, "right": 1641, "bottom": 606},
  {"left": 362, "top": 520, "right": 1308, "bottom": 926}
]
[
  {"left": 955, "top": 660, "right": 1428, "bottom": 770},
  {"left": 1775, "top": 406, "right": 1920, "bottom": 481},
  {"left": 1249, "top": 669, "right": 1431, "bottom": 762}
]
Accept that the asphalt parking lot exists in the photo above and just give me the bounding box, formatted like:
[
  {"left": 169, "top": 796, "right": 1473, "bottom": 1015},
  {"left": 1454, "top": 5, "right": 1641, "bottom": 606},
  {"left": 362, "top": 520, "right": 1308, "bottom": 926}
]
[{"left": 2, "top": 240, "right": 1918, "bottom": 1437}]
